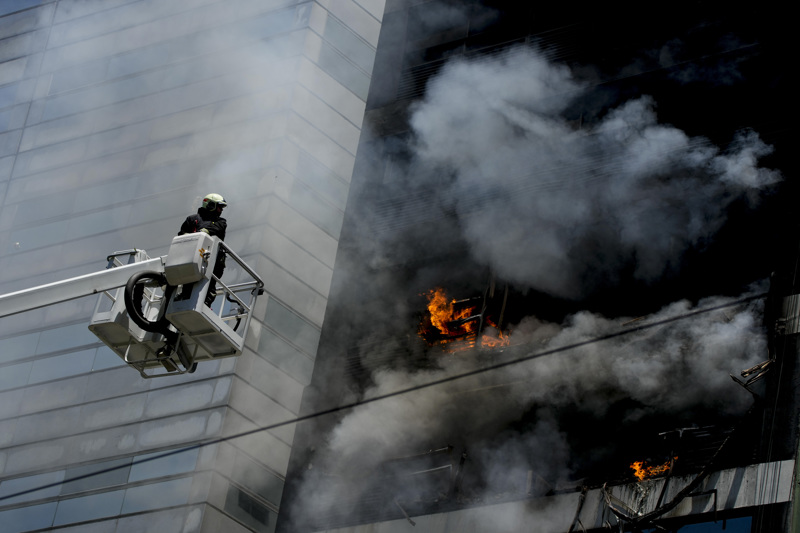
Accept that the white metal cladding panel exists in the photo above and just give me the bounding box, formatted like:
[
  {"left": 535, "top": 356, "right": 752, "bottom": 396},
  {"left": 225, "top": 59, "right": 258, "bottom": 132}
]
[
  {"left": 297, "top": 57, "right": 368, "bottom": 127},
  {"left": 229, "top": 377, "right": 296, "bottom": 445}
]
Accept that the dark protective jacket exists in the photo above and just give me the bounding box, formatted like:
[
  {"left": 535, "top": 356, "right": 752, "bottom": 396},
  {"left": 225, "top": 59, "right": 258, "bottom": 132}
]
[
  {"left": 178, "top": 207, "right": 227, "bottom": 240},
  {"left": 178, "top": 208, "right": 227, "bottom": 290}
]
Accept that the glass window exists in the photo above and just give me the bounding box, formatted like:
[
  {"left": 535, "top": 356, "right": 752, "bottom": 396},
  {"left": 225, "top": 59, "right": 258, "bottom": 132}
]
[
  {"left": 49, "top": 58, "right": 109, "bottom": 95},
  {"left": 28, "top": 348, "right": 96, "bottom": 384},
  {"left": 60, "top": 457, "right": 132, "bottom": 495},
  {"left": 0, "top": 387, "right": 24, "bottom": 420},
  {"left": 1, "top": 154, "right": 12, "bottom": 182},
  {"left": 0, "top": 470, "right": 65, "bottom": 505},
  {"left": 0, "top": 331, "right": 39, "bottom": 364},
  {"left": 40, "top": 89, "right": 99, "bottom": 123},
  {"left": 53, "top": 489, "right": 125, "bottom": 526},
  {"left": 232, "top": 454, "right": 284, "bottom": 506},
  {"left": 92, "top": 346, "right": 126, "bottom": 371},
  {"left": 264, "top": 299, "right": 320, "bottom": 357},
  {"left": 8, "top": 218, "right": 69, "bottom": 252},
  {"left": 0, "top": 502, "right": 57, "bottom": 533},
  {"left": 224, "top": 486, "right": 275, "bottom": 533},
  {"left": 126, "top": 189, "right": 191, "bottom": 227},
  {"left": 0, "top": 1, "right": 45, "bottom": 18},
  {"left": 67, "top": 205, "right": 132, "bottom": 239},
  {"left": 109, "top": 43, "right": 167, "bottom": 80},
  {"left": 42, "top": 65, "right": 176, "bottom": 122},
  {"left": 0, "top": 59, "right": 26, "bottom": 95},
  {"left": 256, "top": 329, "right": 314, "bottom": 385},
  {"left": 11, "top": 191, "right": 74, "bottom": 226},
  {"left": 1, "top": 28, "right": 47, "bottom": 62},
  {"left": 0, "top": 108, "right": 10, "bottom": 132},
  {"left": 0, "top": 130, "right": 22, "bottom": 158},
  {"left": 121, "top": 476, "right": 193, "bottom": 514},
  {"left": 36, "top": 322, "right": 99, "bottom": 355},
  {"left": 72, "top": 177, "right": 139, "bottom": 212},
  {"left": 128, "top": 448, "right": 199, "bottom": 483},
  {"left": 0, "top": 83, "right": 17, "bottom": 110},
  {"left": 0, "top": 361, "right": 32, "bottom": 391}
]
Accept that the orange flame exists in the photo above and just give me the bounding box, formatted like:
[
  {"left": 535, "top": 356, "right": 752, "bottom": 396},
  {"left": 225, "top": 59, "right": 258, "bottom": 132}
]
[
  {"left": 420, "top": 287, "right": 510, "bottom": 350},
  {"left": 481, "top": 327, "right": 510, "bottom": 348},
  {"left": 630, "top": 457, "right": 677, "bottom": 481},
  {"left": 426, "top": 288, "right": 468, "bottom": 336}
]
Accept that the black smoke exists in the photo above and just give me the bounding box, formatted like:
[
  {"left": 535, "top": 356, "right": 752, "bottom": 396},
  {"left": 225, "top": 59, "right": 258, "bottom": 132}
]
[{"left": 279, "top": 3, "right": 792, "bottom": 530}]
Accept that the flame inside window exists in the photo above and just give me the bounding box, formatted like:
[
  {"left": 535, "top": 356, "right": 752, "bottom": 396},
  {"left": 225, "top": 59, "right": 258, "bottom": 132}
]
[
  {"left": 419, "top": 287, "right": 510, "bottom": 350},
  {"left": 629, "top": 457, "right": 677, "bottom": 481}
]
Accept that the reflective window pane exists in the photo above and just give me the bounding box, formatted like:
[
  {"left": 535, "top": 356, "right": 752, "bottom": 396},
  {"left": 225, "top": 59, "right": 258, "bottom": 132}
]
[
  {"left": 128, "top": 447, "right": 198, "bottom": 483},
  {"left": 0, "top": 361, "right": 32, "bottom": 391},
  {"left": 0, "top": 332, "right": 39, "bottom": 364},
  {"left": 0, "top": 1, "right": 46, "bottom": 18},
  {"left": 121, "top": 476, "right": 193, "bottom": 514},
  {"left": 0, "top": 83, "right": 18, "bottom": 109},
  {"left": 35, "top": 322, "right": 98, "bottom": 355},
  {"left": 0, "top": 108, "right": 10, "bottom": 132},
  {"left": 8, "top": 219, "right": 69, "bottom": 252},
  {"left": 0, "top": 470, "right": 65, "bottom": 505},
  {"left": 61, "top": 457, "right": 132, "bottom": 495},
  {"left": 28, "top": 348, "right": 96, "bottom": 384},
  {"left": 12, "top": 191, "right": 74, "bottom": 226},
  {"left": 92, "top": 346, "right": 126, "bottom": 370},
  {"left": 53, "top": 490, "right": 125, "bottom": 526},
  {"left": 0, "top": 502, "right": 57, "bottom": 533}
]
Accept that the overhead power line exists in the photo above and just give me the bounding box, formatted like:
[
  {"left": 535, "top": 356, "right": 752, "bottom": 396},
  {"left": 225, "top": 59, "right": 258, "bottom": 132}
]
[{"left": 0, "top": 292, "right": 767, "bottom": 504}]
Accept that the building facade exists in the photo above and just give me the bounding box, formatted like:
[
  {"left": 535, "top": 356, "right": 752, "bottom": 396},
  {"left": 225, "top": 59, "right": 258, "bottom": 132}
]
[
  {"left": 278, "top": 0, "right": 797, "bottom": 532},
  {"left": 2, "top": 1, "right": 797, "bottom": 532},
  {"left": 0, "top": 0, "right": 385, "bottom": 531}
]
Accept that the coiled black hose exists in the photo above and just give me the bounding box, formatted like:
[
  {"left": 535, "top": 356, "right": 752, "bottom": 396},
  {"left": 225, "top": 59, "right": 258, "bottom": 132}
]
[{"left": 124, "top": 271, "right": 175, "bottom": 337}]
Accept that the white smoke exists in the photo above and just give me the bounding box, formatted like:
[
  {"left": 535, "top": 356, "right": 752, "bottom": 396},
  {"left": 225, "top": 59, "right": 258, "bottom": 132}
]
[
  {"left": 286, "top": 45, "right": 780, "bottom": 528},
  {"left": 338, "top": 291, "right": 763, "bottom": 448},
  {"left": 292, "top": 288, "right": 766, "bottom": 524},
  {"left": 406, "top": 47, "right": 779, "bottom": 298}
]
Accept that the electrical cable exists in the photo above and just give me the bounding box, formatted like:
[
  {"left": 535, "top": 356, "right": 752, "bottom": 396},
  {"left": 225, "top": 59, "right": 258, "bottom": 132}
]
[{"left": 0, "top": 292, "right": 767, "bottom": 504}]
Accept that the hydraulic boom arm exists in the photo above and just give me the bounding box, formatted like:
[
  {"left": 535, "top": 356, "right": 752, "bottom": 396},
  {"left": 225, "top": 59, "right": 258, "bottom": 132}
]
[
  {"left": 0, "top": 254, "right": 165, "bottom": 319},
  {"left": 0, "top": 235, "right": 264, "bottom": 378}
]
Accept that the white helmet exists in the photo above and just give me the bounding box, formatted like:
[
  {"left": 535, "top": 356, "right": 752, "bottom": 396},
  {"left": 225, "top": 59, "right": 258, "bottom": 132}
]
[{"left": 202, "top": 193, "right": 227, "bottom": 211}]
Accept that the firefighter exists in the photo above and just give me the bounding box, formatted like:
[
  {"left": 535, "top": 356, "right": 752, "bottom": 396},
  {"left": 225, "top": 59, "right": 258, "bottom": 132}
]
[{"left": 179, "top": 193, "right": 228, "bottom": 306}]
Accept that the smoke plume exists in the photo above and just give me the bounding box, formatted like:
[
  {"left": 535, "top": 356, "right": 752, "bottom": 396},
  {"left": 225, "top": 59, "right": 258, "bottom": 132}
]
[
  {"left": 292, "top": 288, "right": 766, "bottom": 525},
  {"left": 406, "top": 47, "right": 779, "bottom": 299},
  {"left": 287, "top": 45, "right": 780, "bottom": 529}
]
